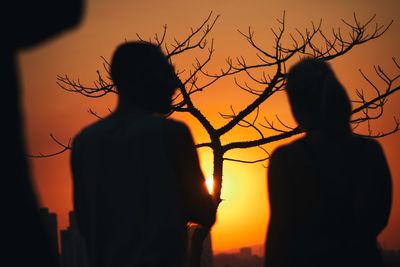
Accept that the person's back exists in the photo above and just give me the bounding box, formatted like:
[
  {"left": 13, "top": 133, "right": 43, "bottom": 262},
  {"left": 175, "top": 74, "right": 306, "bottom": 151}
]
[
  {"left": 266, "top": 132, "right": 391, "bottom": 267},
  {"left": 73, "top": 112, "right": 185, "bottom": 266},
  {"left": 265, "top": 58, "right": 392, "bottom": 267},
  {"left": 71, "top": 42, "right": 216, "bottom": 267}
]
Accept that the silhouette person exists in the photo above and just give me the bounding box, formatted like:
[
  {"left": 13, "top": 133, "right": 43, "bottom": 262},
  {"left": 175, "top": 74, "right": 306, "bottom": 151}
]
[
  {"left": 71, "top": 41, "right": 216, "bottom": 267},
  {"left": 265, "top": 58, "right": 392, "bottom": 267},
  {"left": 1, "top": 1, "right": 83, "bottom": 266}
]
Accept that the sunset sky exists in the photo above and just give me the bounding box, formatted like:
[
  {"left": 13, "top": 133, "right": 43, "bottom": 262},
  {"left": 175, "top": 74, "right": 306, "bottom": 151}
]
[{"left": 19, "top": 0, "right": 399, "bottom": 253}]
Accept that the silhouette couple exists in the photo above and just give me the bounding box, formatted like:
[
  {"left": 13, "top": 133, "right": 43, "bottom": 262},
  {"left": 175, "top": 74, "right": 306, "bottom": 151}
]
[{"left": 71, "top": 42, "right": 392, "bottom": 267}]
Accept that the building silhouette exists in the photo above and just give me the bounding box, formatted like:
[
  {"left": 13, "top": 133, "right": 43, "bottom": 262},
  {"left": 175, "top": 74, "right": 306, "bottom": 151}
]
[
  {"left": 239, "top": 247, "right": 251, "bottom": 258},
  {"left": 213, "top": 246, "right": 263, "bottom": 267},
  {"left": 37, "top": 208, "right": 400, "bottom": 267},
  {"left": 39, "top": 207, "right": 60, "bottom": 265},
  {"left": 37, "top": 206, "right": 215, "bottom": 266},
  {"left": 60, "top": 211, "right": 88, "bottom": 267}
]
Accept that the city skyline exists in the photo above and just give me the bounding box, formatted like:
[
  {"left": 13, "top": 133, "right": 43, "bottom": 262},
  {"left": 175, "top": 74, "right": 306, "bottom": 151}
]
[{"left": 40, "top": 206, "right": 400, "bottom": 267}]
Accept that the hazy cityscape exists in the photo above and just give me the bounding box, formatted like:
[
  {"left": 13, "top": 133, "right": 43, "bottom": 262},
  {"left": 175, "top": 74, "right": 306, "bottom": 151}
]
[{"left": 39, "top": 207, "right": 400, "bottom": 267}]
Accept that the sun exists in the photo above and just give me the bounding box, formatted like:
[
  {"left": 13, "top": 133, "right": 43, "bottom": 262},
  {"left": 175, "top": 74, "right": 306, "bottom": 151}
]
[{"left": 205, "top": 176, "right": 214, "bottom": 194}]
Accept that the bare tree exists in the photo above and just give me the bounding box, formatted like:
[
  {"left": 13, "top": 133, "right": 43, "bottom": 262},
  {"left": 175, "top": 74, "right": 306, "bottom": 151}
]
[{"left": 33, "top": 12, "right": 399, "bottom": 267}]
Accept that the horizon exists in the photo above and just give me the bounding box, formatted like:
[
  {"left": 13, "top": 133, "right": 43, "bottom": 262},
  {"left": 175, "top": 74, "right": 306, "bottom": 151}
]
[{"left": 44, "top": 206, "right": 400, "bottom": 258}]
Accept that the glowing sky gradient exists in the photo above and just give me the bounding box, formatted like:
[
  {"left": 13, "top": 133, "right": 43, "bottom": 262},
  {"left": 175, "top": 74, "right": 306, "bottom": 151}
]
[{"left": 20, "top": 0, "right": 399, "bottom": 252}]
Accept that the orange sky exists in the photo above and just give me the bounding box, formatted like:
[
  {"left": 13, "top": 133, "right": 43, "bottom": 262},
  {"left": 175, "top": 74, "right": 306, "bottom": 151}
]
[{"left": 20, "top": 0, "right": 399, "bottom": 253}]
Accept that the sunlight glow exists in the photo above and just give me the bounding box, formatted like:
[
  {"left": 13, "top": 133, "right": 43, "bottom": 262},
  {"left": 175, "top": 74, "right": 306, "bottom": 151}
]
[{"left": 205, "top": 176, "right": 214, "bottom": 194}]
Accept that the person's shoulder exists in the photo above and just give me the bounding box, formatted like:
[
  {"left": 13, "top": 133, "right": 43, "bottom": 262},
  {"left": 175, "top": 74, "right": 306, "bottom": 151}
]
[
  {"left": 164, "top": 117, "right": 189, "bottom": 128},
  {"left": 74, "top": 122, "right": 98, "bottom": 141},
  {"left": 270, "top": 143, "right": 292, "bottom": 164},
  {"left": 164, "top": 118, "right": 191, "bottom": 136},
  {"left": 269, "top": 137, "right": 311, "bottom": 169},
  {"left": 350, "top": 135, "right": 383, "bottom": 152},
  {"left": 72, "top": 118, "right": 110, "bottom": 147},
  {"left": 271, "top": 144, "right": 289, "bottom": 159},
  {"left": 271, "top": 137, "right": 306, "bottom": 158},
  {"left": 71, "top": 126, "right": 91, "bottom": 150}
]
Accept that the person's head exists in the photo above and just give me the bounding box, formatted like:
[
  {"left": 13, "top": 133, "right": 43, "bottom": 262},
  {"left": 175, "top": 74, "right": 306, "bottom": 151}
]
[
  {"left": 285, "top": 58, "right": 352, "bottom": 133},
  {"left": 110, "top": 41, "right": 180, "bottom": 114}
]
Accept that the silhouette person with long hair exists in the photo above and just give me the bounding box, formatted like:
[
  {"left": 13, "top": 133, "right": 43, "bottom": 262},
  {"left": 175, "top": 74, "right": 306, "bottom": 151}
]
[
  {"left": 265, "top": 58, "right": 392, "bottom": 267},
  {"left": 71, "top": 41, "right": 216, "bottom": 267}
]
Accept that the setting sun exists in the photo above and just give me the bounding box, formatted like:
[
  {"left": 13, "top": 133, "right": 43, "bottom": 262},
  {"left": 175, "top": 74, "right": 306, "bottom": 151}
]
[{"left": 205, "top": 176, "right": 214, "bottom": 194}]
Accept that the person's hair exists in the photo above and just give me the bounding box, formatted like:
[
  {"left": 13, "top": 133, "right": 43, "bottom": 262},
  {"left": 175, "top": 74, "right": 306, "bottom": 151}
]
[
  {"left": 285, "top": 58, "right": 351, "bottom": 133},
  {"left": 110, "top": 41, "right": 179, "bottom": 114}
]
